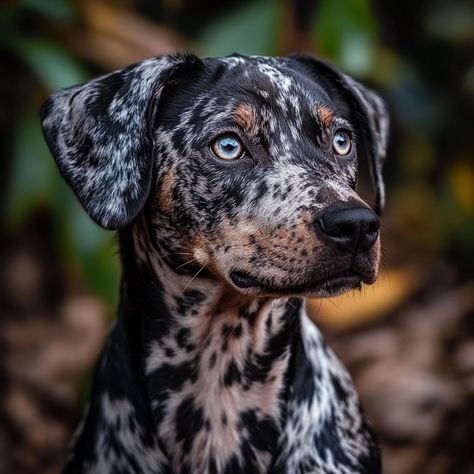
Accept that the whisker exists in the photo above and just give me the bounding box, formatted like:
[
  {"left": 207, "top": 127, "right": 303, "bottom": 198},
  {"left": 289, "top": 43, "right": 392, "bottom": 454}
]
[
  {"left": 175, "top": 258, "right": 198, "bottom": 270},
  {"left": 183, "top": 265, "right": 206, "bottom": 291}
]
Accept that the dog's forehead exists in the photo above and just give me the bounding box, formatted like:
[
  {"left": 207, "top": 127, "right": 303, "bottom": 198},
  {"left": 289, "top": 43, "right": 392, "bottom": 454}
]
[
  {"left": 208, "top": 56, "right": 332, "bottom": 106},
  {"left": 157, "top": 55, "right": 349, "bottom": 134}
]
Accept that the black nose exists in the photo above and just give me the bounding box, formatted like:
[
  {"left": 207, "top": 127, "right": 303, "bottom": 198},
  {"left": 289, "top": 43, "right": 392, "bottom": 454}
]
[{"left": 318, "top": 207, "right": 380, "bottom": 252}]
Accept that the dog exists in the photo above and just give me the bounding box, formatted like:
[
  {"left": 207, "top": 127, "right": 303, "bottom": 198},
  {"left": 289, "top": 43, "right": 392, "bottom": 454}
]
[{"left": 40, "top": 52, "right": 389, "bottom": 474}]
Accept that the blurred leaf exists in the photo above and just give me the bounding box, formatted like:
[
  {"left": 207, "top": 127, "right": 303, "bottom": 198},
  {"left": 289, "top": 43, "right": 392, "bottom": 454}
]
[
  {"left": 392, "top": 181, "right": 446, "bottom": 250},
  {"left": 399, "top": 134, "right": 435, "bottom": 176},
  {"left": 449, "top": 161, "right": 474, "bottom": 213},
  {"left": 80, "top": 241, "right": 120, "bottom": 311},
  {"left": 388, "top": 66, "right": 443, "bottom": 135},
  {"left": 49, "top": 181, "right": 120, "bottom": 309},
  {"left": 15, "top": 39, "right": 87, "bottom": 90},
  {"left": 313, "top": 0, "right": 377, "bottom": 76},
  {"left": 66, "top": 200, "right": 120, "bottom": 308},
  {"left": 19, "top": 0, "right": 76, "bottom": 21},
  {"left": 67, "top": 202, "right": 111, "bottom": 258},
  {"left": 199, "top": 0, "right": 280, "bottom": 57},
  {"left": 0, "top": 7, "right": 18, "bottom": 43},
  {"left": 5, "top": 110, "right": 56, "bottom": 225},
  {"left": 426, "top": 1, "right": 474, "bottom": 43},
  {"left": 369, "top": 46, "right": 403, "bottom": 86}
]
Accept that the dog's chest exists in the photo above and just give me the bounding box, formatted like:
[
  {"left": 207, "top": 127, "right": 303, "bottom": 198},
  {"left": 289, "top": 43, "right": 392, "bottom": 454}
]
[
  {"left": 144, "top": 304, "right": 292, "bottom": 473},
  {"left": 67, "top": 309, "right": 379, "bottom": 474}
]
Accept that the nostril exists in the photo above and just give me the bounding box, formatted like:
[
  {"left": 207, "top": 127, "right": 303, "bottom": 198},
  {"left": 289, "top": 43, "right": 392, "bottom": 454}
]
[
  {"left": 366, "top": 219, "right": 380, "bottom": 234},
  {"left": 339, "top": 223, "right": 353, "bottom": 236},
  {"left": 318, "top": 215, "right": 356, "bottom": 238}
]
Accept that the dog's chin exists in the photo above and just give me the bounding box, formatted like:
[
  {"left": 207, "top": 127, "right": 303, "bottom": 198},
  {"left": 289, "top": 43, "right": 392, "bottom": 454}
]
[{"left": 229, "top": 269, "right": 371, "bottom": 298}]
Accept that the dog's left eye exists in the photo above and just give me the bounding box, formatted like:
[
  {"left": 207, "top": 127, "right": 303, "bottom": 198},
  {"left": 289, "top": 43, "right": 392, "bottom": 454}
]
[
  {"left": 332, "top": 130, "right": 352, "bottom": 156},
  {"left": 211, "top": 135, "right": 245, "bottom": 160}
]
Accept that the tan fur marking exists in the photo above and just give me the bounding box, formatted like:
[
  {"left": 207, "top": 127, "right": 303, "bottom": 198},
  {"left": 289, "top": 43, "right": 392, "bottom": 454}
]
[
  {"left": 317, "top": 105, "right": 334, "bottom": 127},
  {"left": 157, "top": 166, "right": 176, "bottom": 215},
  {"left": 233, "top": 103, "right": 258, "bottom": 135}
]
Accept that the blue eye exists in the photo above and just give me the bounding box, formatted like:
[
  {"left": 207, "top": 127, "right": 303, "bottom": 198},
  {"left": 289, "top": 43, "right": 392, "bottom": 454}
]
[
  {"left": 211, "top": 135, "right": 245, "bottom": 160},
  {"left": 332, "top": 130, "right": 352, "bottom": 156}
]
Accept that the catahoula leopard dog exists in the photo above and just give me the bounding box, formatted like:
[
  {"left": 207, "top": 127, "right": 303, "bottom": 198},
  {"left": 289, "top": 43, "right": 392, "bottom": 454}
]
[{"left": 40, "top": 52, "right": 389, "bottom": 474}]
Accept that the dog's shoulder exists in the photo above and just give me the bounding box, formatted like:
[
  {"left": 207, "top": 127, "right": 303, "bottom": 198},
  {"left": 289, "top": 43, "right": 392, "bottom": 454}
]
[
  {"left": 273, "top": 314, "right": 381, "bottom": 474},
  {"left": 64, "top": 323, "right": 170, "bottom": 474}
]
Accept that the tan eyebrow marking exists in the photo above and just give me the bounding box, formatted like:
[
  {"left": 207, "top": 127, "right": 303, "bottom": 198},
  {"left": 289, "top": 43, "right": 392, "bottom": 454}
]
[
  {"left": 315, "top": 105, "right": 334, "bottom": 127},
  {"left": 233, "top": 103, "right": 258, "bottom": 134},
  {"left": 157, "top": 165, "right": 176, "bottom": 216}
]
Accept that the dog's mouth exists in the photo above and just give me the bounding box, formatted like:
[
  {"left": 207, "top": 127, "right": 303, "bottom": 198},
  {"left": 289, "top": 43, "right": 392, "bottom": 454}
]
[{"left": 229, "top": 268, "right": 366, "bottom": 298}]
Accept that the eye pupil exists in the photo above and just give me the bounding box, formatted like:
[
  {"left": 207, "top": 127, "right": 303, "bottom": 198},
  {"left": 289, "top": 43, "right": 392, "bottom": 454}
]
[{"left": 221, "top": 139, "right": 237, "bottom": 153}]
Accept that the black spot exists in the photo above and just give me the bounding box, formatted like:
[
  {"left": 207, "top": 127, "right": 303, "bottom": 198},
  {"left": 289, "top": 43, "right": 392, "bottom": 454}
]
[
  {"left": 251, "top": 181, "right": 268, "bottom": 204},
  {"left": 331, "top": 374, "right": 348, "bottom": 402},
  {"left": 164, "top": 347, "right": 175, "bottom": 358},
  {"left": 265, "top": 314, "right": 272, "bottom": 332},
  {"left": 209, "top": 352, "right": 217, "bottom": 369},
  {"left": 243, "top": 322, "right": 293, "bottom": 385},
  {"left": 232, "top": 323, "right": 243, "bottom": 338},
  {"left": 239, "top": 409, "right": 279, "bottom": 454},
  {"left": 175, "top": 397, "right": 204, "bottom": 454},
  {"left": 176, "top": 327, "right": 190, "bottom": 348},
  {"left": 223, "top": 455, "right": 240, "bottom": 474},
  {"left": 175, "top": 289, "right": 206, "bottom": 315},
  {"left": 148, "top": 359, "right": 198, "bottom": 403},
  {"left": 179, "top": 464, "right": 191, "bottom": 474},
  {"left": 223, "top": 360, "right": 242, "bottom": 386},
  {"left": 313, "top": 413, "right": 352, "bottom": 467},
  {"left": 209, "top": 458, "right": 218, "bottom": 474},
  {"left": 221, "top": 324, "right": 233, "bottom": 337}
]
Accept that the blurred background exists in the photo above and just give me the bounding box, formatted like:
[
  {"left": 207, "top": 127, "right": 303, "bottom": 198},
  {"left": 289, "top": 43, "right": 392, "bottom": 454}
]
[{"left": 0, "top": 0, "right": 473, "bottom": 472}]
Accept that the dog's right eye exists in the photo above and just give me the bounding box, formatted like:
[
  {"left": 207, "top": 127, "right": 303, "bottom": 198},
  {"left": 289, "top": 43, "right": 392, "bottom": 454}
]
[{"left": 211, "top": 135, "right": 245, "bottom": 161}]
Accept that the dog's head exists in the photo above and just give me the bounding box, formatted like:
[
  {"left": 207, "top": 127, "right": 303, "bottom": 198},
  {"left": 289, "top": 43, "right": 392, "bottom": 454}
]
[{"left": 41, "top": 53, "right": 389, "bottom": 298}]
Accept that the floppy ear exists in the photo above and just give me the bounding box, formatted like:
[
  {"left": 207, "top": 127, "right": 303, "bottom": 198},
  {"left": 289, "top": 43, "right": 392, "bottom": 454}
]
[
  {"left": 40, "top": 53, "right": 200, "bottom": 229},
  {"left": 288, "top": 53, "right": 390, "bottom": 214}
]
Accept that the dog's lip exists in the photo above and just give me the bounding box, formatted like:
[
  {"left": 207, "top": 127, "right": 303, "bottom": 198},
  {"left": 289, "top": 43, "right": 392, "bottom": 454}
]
[
  {"left": 229, "top": 270, "right": 262, "bottom": 289},
  {"left": 229, "top": 268, "right": 364, "bottom": 295}
]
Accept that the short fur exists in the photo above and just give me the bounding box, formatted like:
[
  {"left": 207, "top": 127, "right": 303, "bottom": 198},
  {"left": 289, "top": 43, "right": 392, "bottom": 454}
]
[{"left": 41, "top": 53, "right": 389, "bottom": 474}]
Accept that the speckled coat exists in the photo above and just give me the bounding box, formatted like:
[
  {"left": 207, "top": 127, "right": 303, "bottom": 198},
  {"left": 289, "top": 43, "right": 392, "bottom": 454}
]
[{"left": 40, "top": 53, "right": 389, "bottom": 474}]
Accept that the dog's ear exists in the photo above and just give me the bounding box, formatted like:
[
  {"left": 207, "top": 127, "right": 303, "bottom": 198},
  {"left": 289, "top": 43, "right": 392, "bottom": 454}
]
[
  {"left": 287, "top": 53, "right": 389, "bottom": 214},
  {"left": 40, "top": 53, "right": 201, "bottom": 229}
]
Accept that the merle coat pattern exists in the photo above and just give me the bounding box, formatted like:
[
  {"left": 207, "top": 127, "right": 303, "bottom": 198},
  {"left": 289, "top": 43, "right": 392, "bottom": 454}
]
[{"left": 40, "top": 53, "right": 389, "bottom": 474}]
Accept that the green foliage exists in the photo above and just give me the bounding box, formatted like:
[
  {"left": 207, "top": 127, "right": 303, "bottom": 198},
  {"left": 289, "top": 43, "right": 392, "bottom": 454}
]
[
  {"left": 15, "top": 39, "right": 87, "bottom": 91},
  {"left": 199, "top": 0, "right": 280, "bottom": 57},
  {"left": 2, "top": 0, "right": 119, "bottom": 310},
  {"left": 313, "top": 0, "right": 377, "bottom": 75},
  {"left": 18, "top": 0, "right": 76, "bottom": 21}
]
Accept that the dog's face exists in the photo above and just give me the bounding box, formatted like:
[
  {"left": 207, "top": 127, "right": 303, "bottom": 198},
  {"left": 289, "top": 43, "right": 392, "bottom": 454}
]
[{"left": 41, "top": 54, "right": 389, "bottom": 298}]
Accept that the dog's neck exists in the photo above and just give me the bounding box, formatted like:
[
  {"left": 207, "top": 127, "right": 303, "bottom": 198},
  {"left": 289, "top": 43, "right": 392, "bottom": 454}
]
[{"left": 117, "top": 221, "right": 302, "bottom": 471}]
